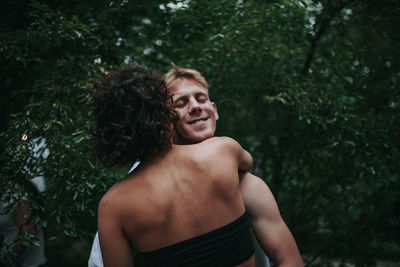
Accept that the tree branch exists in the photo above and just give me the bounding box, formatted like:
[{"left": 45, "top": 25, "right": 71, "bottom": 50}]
[{"left": 302, "top": 0, "right": 354, "bottom": 75}]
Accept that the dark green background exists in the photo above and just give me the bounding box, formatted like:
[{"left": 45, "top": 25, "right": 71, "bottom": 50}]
[{"left": 1, "top": 0, "right": 399, "bottom": 266}]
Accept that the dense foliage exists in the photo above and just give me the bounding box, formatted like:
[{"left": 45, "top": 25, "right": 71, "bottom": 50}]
[{"left": 1, "top": 0, "right": 399, "bottom": 265}]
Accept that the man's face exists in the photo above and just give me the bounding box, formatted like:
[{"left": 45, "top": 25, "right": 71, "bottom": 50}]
[{"left": 169, "top": 78, "right": 218, "bottom": 144}]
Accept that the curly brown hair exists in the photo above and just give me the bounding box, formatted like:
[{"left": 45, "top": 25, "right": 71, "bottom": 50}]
[{"left": 91, "top": 65, "right": 176, "bottom": 167}]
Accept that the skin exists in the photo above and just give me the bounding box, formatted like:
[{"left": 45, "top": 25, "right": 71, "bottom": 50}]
[
  {"left": 99, "top": 137, "right": 255, "bottom": 267},
  {"left": 169, "top": 77, "right": 304, "bottom": 267},
  {"left": 169, "top": 78, "right": 218, "bottom": 145}
]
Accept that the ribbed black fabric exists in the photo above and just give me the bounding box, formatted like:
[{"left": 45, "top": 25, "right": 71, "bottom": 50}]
[{"left": 142, "top": 211, "right": 255, "bottom": 267}]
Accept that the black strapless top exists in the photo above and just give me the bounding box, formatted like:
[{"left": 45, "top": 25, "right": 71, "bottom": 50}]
[{"left": 141, "top": 211, "right": 255, "bottom": 267}]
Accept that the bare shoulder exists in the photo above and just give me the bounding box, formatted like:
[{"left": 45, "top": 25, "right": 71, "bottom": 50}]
[
  {"left": 98, "top": 182, "right": 123, "bottom": 215},
  {"left": 187, "top": 137, "right": 241, "bottom": 165},
  {"left": 98, "top": 175, "right": 141, "bottom": 216},
  {"left": 204, "top": 136, "right": 238, "bottom": 144},
  {"left": 199, "top": 136, "right": 241, "bottom": 151}
]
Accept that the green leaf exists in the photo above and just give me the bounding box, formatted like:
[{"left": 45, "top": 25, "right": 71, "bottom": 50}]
[{"left": 344, "top": 76, "right": 353, "bottom": 84}]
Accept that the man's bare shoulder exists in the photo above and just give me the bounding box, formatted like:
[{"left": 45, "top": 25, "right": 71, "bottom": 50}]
[
  {"left": 195, "top": 136, "right": 241, "bottom": 151},
  {"left": 185, "top": 137, "right": 240, "bottom": 164}
]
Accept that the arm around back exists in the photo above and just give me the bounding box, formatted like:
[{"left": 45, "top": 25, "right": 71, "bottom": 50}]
[
  {"left": 239, "top": 172, "right": 304, "bottom": 267},
  {"left": 215, "top": 136, "right": 253, "bottom": 172}
]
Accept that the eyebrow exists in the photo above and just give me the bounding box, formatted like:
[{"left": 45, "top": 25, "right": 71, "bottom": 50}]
[{"left": 173, "top": 95, "right": 187, "bottom": 102}]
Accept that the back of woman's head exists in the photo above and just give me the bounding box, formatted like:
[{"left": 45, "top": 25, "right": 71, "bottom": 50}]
[{"left": 91, "top": 65, "right": 176, "bottom": 167}]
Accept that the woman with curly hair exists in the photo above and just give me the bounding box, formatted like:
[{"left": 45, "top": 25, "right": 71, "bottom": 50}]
[{"left": 92, "top": 66, "right": 255, "bottom": 267}]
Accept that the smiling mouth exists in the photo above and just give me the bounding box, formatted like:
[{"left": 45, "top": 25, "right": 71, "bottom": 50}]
[{"left": 188, "top": 118, "right": 207, "bottom": 125}]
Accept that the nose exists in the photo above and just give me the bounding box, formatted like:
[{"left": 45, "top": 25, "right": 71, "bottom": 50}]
[{"left": 188, "top": 97, "right": 201, "bottom": 114}]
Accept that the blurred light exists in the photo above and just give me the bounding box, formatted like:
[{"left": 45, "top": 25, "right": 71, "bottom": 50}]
[
  {"left": 116, "top": 37, "right": 123, "bottom": 46},
  {"left": 99, "top": 67, "right": 108, "bottom": 74},
  {"left": 94, "top": 57, "right": 102, "bottom": 64}
]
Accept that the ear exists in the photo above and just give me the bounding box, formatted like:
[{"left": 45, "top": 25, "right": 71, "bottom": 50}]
[{"left": 211, "top": 102, "right": 219, "bottom": 120}]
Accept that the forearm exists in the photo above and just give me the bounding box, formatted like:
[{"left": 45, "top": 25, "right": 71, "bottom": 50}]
[{"left": 252, "top": 221, "right": 303, "bottom": 267}]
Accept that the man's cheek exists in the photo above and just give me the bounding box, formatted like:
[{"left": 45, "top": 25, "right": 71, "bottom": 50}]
[{"left": 174, "top": 110, "right": 185, "bottom": 120}]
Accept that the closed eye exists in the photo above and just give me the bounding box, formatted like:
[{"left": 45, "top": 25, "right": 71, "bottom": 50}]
[
  {"left": 196, "top": 94, "right": 208, "bottom": 103},
  {"left": 174, "top": 98, "right": 187, "bottom": 108}
]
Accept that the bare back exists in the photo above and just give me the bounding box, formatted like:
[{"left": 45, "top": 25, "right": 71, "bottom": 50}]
[{"left": 99, "top": 137, "right": 254, "bottom": 267}]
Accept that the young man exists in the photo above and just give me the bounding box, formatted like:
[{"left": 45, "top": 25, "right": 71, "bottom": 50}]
[
  {"left": 164, "top": 65, "right": 303, "bottom": 267},
  {"left": 88, "top": 66, "right": 303, "bottom": 267}
]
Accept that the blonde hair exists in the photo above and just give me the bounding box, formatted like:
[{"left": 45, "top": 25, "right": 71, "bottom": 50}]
[{"left": 164, "top": 63, "right": 208, "bottom": 90}]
